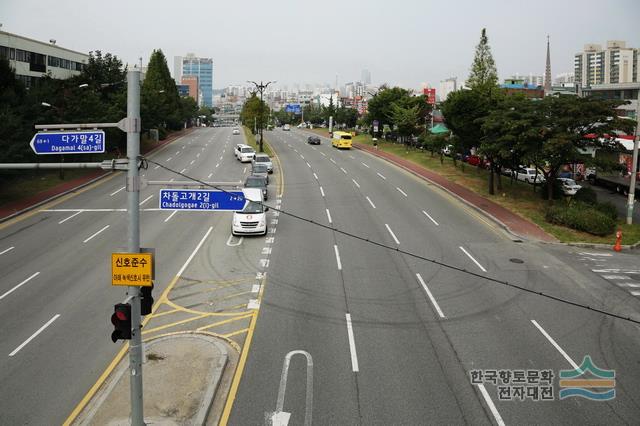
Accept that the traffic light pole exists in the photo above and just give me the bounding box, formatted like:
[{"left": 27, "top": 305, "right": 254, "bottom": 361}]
[{"left": 125, "top": 69, "right": 145, "bottom": 426}]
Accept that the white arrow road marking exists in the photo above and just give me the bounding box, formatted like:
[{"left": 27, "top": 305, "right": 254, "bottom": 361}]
[
  {"left": 226, "top": 234, "right": 243, "bottom": 246},
  {"left": 270, "top": 350, "right": 313, "bottom": 426}
]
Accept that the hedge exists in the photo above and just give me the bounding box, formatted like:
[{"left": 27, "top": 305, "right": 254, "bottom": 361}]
[{"left": 546, "top": 203, "right": 616, "bottom": 236}]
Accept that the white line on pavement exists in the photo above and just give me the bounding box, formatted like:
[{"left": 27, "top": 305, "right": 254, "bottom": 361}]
[
  {"left": 154, "top": 165, "right": 160, "bottom": 170},
  {"left": 352, "top": 179, "right": 360, "bottom": 188},
  {"left": 83, "top": 225, "right": 110, "bottom": 243},
  {"left": 139, "top": 195, "right": 153, "bottom": 206},
  {"left": 320, "top": 187, "right": 325, "bottom": 197},
  {"left": 366, "top": 196, "right": 376, "bottom": 209},
  {"left": 175, "top": 151, "right": 180, "bottom": 155},
  {"left": 340, "top": 167, "right": 347, "bottom": 174},
  {"left": 618, "top": 282, "right": 640, "bottom": 287},
  {"left": 59, "top": 211, "right": 82, "bottom": 224},
  {"left": 416, "top": 273, "right": 446, "bottom": 318},
  {"left": 459, "top": 246, "right": 486, "bottom": 272},
  {"left": 385, "top": 224, "right": 400, "bottom": 244},
  {"left": 578, "top": 252, "right": 613, "bottom": 257},
  {"left": 477, "top": 384, "right": 505, "bottom": 426},
  {"left": 422, "top": 210, "right": 439, "bottom": 226},
  {"left": 306, "top": 162, "right": 311, "bottom": 168},
  {"left": 180, "top": 168, "right": 187, "bottom": 173},
  {"left": 361, "top": 162, "right": 370, "bottom": 168},
  {"left": 345, "top": 313, "right": 359, "bottom": 372},
  {"left": 396, "top": 187, "right": 408, "bottom": 197},
  {"left": 300, "top": 155, "right": 305, "bottom": 160},
  {"left": 177, "top": 227, "right": 213, "bottom": 276},
  {"left": 164, "top": 211, "right": 178, "bottom": 222},
  {"left": 326, "top": 209, "right": 333, "bottom": 224},
  {"left": 0, "top": 272, "right": 40, "bottom": 301},
  {"left": 334, "top": 245, "right": 342, "bottom": 270},
  {"left": 330, "top": 158, "right": 337, "bottom": 164},
  {"left": 196, "top": 153, "right": 200, "bottom": 158},
  {"left": 0, "top": 246, "right": 15, "bottom": 256},
  {"left": 320, "top": 152, "right": 326, "bottom": 157},
  {"left": 531, "top": 320, "right": 581, "bottom": 372},
  {"left": 376, "top": 172, "right": 386, "bottom": 180},
  {"left": 207, "top": 173, "right": 213, "bottom": 179},
  {"left": 243, "top": 167, "right": 247, "bottom": 174},
  {"left": 313, "top": 173, "right": 319, "bottom": 180},
  {"left": 215, "top": 163, "right": 220, "bottom": 168},
  {"left": 9, "top": 314, "right": 60, "bottom": 357},
  {"left": 190, "top": 160, "right": 195, "bottom": 165},
  {"left": 110, "top": 186, "right": 125, "bottom": 196}
]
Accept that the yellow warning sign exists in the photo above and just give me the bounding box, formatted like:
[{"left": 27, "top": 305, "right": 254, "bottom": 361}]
[{"left": 111, "top": 252, "right": 153, "bottom": 286}]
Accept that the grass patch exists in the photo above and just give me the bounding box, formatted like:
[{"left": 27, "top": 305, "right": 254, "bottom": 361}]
[
  {"left": 242, "top": 126, "right": 273, "bottom": 156},
  {"left": 354, "top": 134, "right": 640, "bottom": 245}
]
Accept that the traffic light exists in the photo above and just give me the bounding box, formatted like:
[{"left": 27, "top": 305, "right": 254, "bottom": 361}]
[
  {"left": 111, "top": 303, "right": 131, "bottom": 342},
  {"left": 141, "top": 283, "right": 154, "bottom": 316}
]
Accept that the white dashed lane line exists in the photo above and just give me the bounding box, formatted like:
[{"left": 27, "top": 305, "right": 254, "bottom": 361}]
[
  {"left": 340, "top": 167, "right": 347, "bottom": 174},
  {"left": 0, "top": 246, "right": 15, "bottom": 256},
  {"left": 164, "top": 210, "right": 178, "bottom": 222},
  {"left": 0, "top": 272, "right": 40, "bottom": 301},
  {"left": 110, "top": 186, "right": 125, "bottom": 196},
  {"left": 366, "top": 196, "right": 376, "bottom": 209},
  {"left": 83, "top": 225, "right": 110, "bottom": 244},
  {"left": 459, "top": 246, "right": 486, "bottom": 272},
  {"left": 385, "top": 224, "right": 400, "bottom": 244},
  {"left": 58, "top": 211, "right": 82, "bottom": 224},
  {"left": 422, "top": 210, "right": 439, "bottom": 226},
  {"left": 531, "top": 320, "right": 581, "bottom": 372},
  {"left": 326, "top": 209, "right": 333, "bottom": 224},
  {"left": 320, "top": 187, "right": 325, "bottom": 197},
  {"left": 396, "top": 187, "right": 408, "bottom": 197},
  {"left": 330, "top": 158, "right": 337, "bottom": 164},
  {"left": 313, "top": 173, "right": 319, "bottom": 180},
  {"left": 376, "top": 172, "right": 387, "bottom": 180},
  {"left": 416, "top": 273, "right": 445, "bottom": 318},
  {"left": 166, "top": 157, "right": 172, "bottom": 162},
  {"left": 352, "top": 179, "right": 360, "bottom": 188},
  {"left": 361, "top": 162, "right": 370, "bottom": 168},
  {"left": 345, "top": 313, "right": 359, "bottom": 372},
  {"left": 139, "top": 195, "right": 153, "bottom": 206},
  {"left": 9, "top": 314, "right": 60, "bottom": 357},
  {"left": 334, "top": 245, "right": 342, "bottom": 270}
]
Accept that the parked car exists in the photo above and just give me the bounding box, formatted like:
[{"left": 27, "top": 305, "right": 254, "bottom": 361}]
[
  {"left": 515, "top": 167, "right": 545, "bottom": 184},
  {"left": 232, "top": 188, "right": 268, "bottom": 236},
  {"left": 236, "top": 145, "right": 255, "bottom": 162},
  {"left": 283, "top": 124, "right": 291, "bottom": 131},
  {"left": 467, "top": 155, "right": 483, "bottom": 167},
  {"left": 252, "top": 153, "right": 273, "bottom": 173},
  {"left": 244, "top": 175, "right": 268, "bottom": 200},
  {"left": 557, "top": 178, "right": 582, "bottom": 196},
  {"left": 251, "top": 163, "right": 270, "bottom": 184},
  {"left": 232, "top": 128, "right": 240, "bottom": 135},
  {"left": 307, "top": 135, "right": 321, "bottom": 145}
]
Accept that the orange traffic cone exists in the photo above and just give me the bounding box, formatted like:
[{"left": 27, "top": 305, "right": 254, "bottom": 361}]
[{"left": 613, "top": 230, "right": 623, "bottom": 252}]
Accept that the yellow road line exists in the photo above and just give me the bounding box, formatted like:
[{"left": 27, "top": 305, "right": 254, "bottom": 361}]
[
  {"left": 147, "top": 307, "right": 179, "bottom": 319},
  {"left": 141, "top": 313, "right": 210, "bottom": 335},
  {"left": 141, "top": 330, "right": 242, "bottom": 353},
  {"left": 196, "top": 313, "right": 253, "bottom": 332},
  {"left": 163, "top": 297, "right": 249, "bottom": 316},
  {"left": 222, "top": 328, "right": 249, "bottom": 338}
]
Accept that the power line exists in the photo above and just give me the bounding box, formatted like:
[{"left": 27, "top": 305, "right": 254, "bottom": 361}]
[{"left": 142, "top": 156, "right": 640, "bottom": 326}]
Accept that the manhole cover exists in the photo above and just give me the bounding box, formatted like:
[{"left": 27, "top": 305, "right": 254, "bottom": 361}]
[{"left": 509, "top": 258, "right": 524, "bottom": 264}]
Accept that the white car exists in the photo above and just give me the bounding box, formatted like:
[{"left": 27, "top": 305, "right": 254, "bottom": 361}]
[
  {"left": 252, "top": 153, "right": 273, "bottom": 173},
  {"left": 232, "top": 188, "right": 268, "bottom": 236},
  {"left": 514, "top": 167, "right": 545, "bottom": 184},
  {"left": 557, "top": 178, "right": 582, "bottom": 196},
  {"left": 236, "top": 145, "right": 255, "bottom": 162},
  {"left": 232, "top": 128, "right": 240, "bottom": 135},
  {"left": 283, "top": 124, "right": 290, "bottom": 131}
]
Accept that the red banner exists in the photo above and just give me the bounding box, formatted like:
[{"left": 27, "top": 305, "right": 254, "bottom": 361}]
[{"left": 423, "top": 88, "right": 436, "bottom": 105}]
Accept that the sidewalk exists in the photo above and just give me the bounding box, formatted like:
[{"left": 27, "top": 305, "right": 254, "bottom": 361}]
[
  {"left": 0, "top": 127, "right": 195, "bottom": 222},
  {"left": 354, "top": 142, "right": 558, "bottom": 243}
]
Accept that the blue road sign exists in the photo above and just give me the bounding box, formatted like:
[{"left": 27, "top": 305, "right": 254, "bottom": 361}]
[
  {"left": 29, "top": 130, "right": 106, "bottom": 154},
  {"left": 285, "top": 104, "right": 302, "bottom": 114},
  {"left": 159, "top": 189, "right": 246, "bottom": 211}
]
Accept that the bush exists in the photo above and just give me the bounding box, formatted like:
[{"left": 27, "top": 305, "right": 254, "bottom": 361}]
[
  {"left": 546, "top": 204, "right": 616, "bottom": 236},
  {"left": 594, "top": 201, "right": 618, "bottom": 221},
  {"left": 573, "top": 186, "right": 598, "bottom": 205}
]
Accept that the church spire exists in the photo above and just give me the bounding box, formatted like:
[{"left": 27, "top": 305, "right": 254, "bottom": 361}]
[{"left": 544, "top": 35, "right": 552, "bottom": 95}]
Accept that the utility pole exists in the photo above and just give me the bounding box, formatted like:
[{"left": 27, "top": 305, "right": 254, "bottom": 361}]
[
  {"left": 626, "top": 92, "right": 640, "bottom": 224},
  {"left": 247, "top": 80, "right": 276, "bottom": 153}
]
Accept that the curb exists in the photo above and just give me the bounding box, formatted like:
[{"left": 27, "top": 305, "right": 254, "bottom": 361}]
[{"left": 0, "top": 128, "right": 195, "bottom": 224}]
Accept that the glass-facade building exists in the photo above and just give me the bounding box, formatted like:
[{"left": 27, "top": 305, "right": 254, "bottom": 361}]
[{"left": 182, "top": 55, "right": 214, "bottom": 107}]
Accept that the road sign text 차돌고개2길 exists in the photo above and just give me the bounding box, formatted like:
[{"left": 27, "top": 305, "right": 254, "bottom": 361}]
[
  {"left": 159, "top": 189, "right": 246, "bottom": 211},
  {"left": 30, "top": 130, "right": 106, "bottom": 154}
]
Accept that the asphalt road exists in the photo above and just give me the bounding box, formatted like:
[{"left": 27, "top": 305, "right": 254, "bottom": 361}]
[
  {"left": 228, "top": 129, "right": 640, "bottom": 425},
  {"left": 0, "top": 127, "right": 266, "bottom": 425}
]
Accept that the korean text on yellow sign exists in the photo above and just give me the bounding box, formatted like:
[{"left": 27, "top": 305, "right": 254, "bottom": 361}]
[{"left": 111, "top": 253, "right": 153, "bottom": 287}]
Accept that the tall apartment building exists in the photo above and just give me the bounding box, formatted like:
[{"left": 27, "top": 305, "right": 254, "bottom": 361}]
[
  {"left": 439, "top": 77, "right": 457, "bottom": 102},
  {"left": 0, "top": 30, "right": 89, "bottom": 88},
  {"left": 574, "top": 41, "right": 639, "bottom": 87},
  {"left": 178, "top": 53, "right": 214, "bottom": 107}
]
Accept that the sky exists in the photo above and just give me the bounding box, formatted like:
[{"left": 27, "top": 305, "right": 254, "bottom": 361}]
[{"left": 2, "top": 0, "right": 639, "bottom": 91}]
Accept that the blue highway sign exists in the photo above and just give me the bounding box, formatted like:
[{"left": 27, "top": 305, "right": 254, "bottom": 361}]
[
  {"left": 159, "top": 189, "right": 246, "bottom": 211},
  {"left": 30, "top": 130, "right": 106, "bottom": 154}
]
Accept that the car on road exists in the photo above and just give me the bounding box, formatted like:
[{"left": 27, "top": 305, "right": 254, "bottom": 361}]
[
  {"left": 557, "top": 178, "right": 582, "bottom": 196},
  {"left": 251, "top": 163, "right": 270, "bottom": 184},
  {"left": 514, "top": 167, "right": 545, "bottom": 184},
  {"left": 252, "top": 153, "right": 273, "bottom": 173},
  {"left": 236, "top": 145, "right": 256, "bottom": 162},
  {"left": 283, "top": 124, "right": 290, "bottom": 131},
  {"left": 244, "top": 175, "right": 268, "bottom": 200},
  {"left": 307, "top": 135, "right": 321, "bottom": 145},
  {"left": 232, "top": 128, "right": 240, "bottom": 135},
  {"left": 232, "top": 188, "right": 268, "bottom": 236}
]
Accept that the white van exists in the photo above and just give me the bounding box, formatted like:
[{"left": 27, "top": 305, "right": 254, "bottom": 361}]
[
  {"left": 231, "top": 188, "right": 268, "bottom": 236},
  {"left": 236, "top": 145, "right": 255, "bottom": 162}
]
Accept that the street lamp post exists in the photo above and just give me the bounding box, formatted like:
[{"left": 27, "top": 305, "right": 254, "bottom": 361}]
[{"left": 247, "top": 80, "right": 276, "bottom": 153}]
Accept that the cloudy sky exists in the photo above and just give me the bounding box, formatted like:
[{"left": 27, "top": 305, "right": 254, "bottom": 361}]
[{"left": 2, "top": 0, "right": 639, "bottom": 90}]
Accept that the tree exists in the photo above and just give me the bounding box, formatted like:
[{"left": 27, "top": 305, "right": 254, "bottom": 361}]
[
  {"left": 388, "top": 103, "right": 420, "bottom": 143},
  {"left": 240, "top": 94, "right": 268, "bottom": 133},
  {"left": 141, "top": 49, "right": 182, "bottom": 132},
  {"left": 441, "top": 89, "right": 488, "bottom": 161},
  {"left": 466, "top": 28, "right": 498, "bottom": 94},
  {"left": 335, "top": 107, "right": 359, "bottom": 128},
  {"left": 365, "top": 86, "right": 411, "bottom": 131}
]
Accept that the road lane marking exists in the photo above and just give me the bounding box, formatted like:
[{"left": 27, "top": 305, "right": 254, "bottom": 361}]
[
  {"left": 320, "top": 152, "right": 326, "bottom": 157},
  {"left": 416, "top": 273, "right": 445, "bottom": 318},
  {"left": 477, "top": 384, "right": 505, "bottom": 426},
  {"left": 352, "top": 179, "right": 360, "bottom": 188},
  {"left": 578, "top": 252, "right": 612, "bottom": 257},
  {"left": 300, "top": 155, "right": 305, "bottom": 160},
  {"left": 178, "top": 227, "right": 213, "bottom": 276},
  {"left": 601, "top": 275, "right": 629, "bottom": 280},
  {"left": 0, "top": 272, "right": 40, "bottom": 301},
  {"left": 618, "top": 282, "right": 640, "bottom": 287},
  {"left": 313, "top": 173, "right": 319, "bottom": 180},
  {"left": 320, "top": 187, "right": 325, "bottom": 197},
  {"left": 345, "top": 314, "right": 359, "bottom": 372},
  {"left": 422, "top": 210, "right": 439, "bottom": 226},
  {"left": 139, "top": 195, "right": 153, "bottom": 206},
  {"left": 0, "top": 246, "right": 15, "bottom": 256},
  {"left": 154, "top": 165, "right": 160, "bottom": 170},
  {"left": 330, "top": 158, "right": 337, "bottom": 164},
  {"left": 376, "top": 172, "right": 386, "bottom": 180},
  {"left": 164, "top": 211, "right": 178, "bottom": 222},
  {"left": 306, "top": 162, "right": 311, "bottom": 168},
  {"left": 334, "top": 245, "right": 342, "bottom": 270},
  {"left": 83, "top": 225, "right": 110, "bottom": 243},
  {"left": 166, "top": 157, "right": 172, "bottom": 161},
  {"left": 459, "top": 246, "right": 486, "bottom": 272},
  {"left": 59, "top": 211, "right": 82, "bottom": 224},
  {"left": 169, "top": 178, "right": 175, "bottom": 182},
  {"left": 175, "top": 151, "right": 180, "bottom": 155},
  {"left": 9, "top": 314, "right": 60, "bottom": 357},
  {"left": 385, "top": 224, "right": 400, "bottom": 244},
  {"left": 216, "top": 163, "right": 220, "bottom": 168},
  {"left": 326, "top": 209, "right": 333, "bottom": 224},
  {"left": 361, "top": 162, "right": 370, "bottom": 168},
  {"left": 396, "top": 187, "right": 408, "bottom": 197},
  {"left": 207, "top": 173, "right": 213, "bottom": 179},
  {"left": 190, "top": 160, "right": 195, "bottom": 165},
  {"left": 243, "top": 167, "right": 247, "bottom": 174},
  {"left": 631, "top": 290, "right": 640, "bottom": 295},
  {"left": 366, "top": 196, "right": 376, "bottom": 209},
  {"left": 180, "top": 168, "right": 187, "bottom": 173},
  {"left": 226, "top": 235, "right": 244, "bottom": 246},
  {"left": 531, "top": 320, "right": 581, "bottom": 372},
  {"left": 196, "top": 153, "right": 200, "bottom": 158},
  {"left": 340, "top": 167, "right": 347, "bottom": 174},
  {"left": 110, "top": 186, "right": 125, "bottom": 196}
]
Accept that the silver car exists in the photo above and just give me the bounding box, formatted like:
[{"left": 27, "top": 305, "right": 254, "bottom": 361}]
[
  {"left": 252, "top": 153, "right": 273, "bottom": 173},
  {"left": 251, "top": 163, "right": 269, "bottom": 184}
]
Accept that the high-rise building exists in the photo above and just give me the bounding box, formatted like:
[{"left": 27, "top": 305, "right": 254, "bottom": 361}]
[
  {"left": 181, "top": 75, "right": 198, "bottom": 103},
  {"left": 574, "top": 40, "right": 639, "bottom": 88},
  {"left": 180, "top": 53, "right": 214, "bottom": 107},
  {"left": 173, "top": 56, "right": 183, "bottom": 83},
  {"left": 361, "top": 69, "right": 371, "bottom": 85},
  {"left": 439, "top": 77, "right": 457, "bottom": 102}
]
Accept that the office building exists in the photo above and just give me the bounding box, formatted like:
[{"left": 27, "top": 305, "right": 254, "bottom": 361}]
[
  {"left": 439, "top": 77, "right": 457, "bottom": 101},
  {"left": 179, "top": 53, "right": 214, "bottom": 107},
  {"left": 361, "top": 69, "right": 371, "bottom": 85},
  {"left": 574, "top": 40, "right": 639, "bottom": 88},
  {"left": 181, "top": 75, "right": 199, "bottom": 103},
  {"left": 0, "top": 30, "right": 89, "bottom": 88}
]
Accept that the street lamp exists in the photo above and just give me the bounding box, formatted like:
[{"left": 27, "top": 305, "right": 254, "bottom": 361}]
[{"left": 247, "top": 80, "right": 276, "bottom": 153}]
